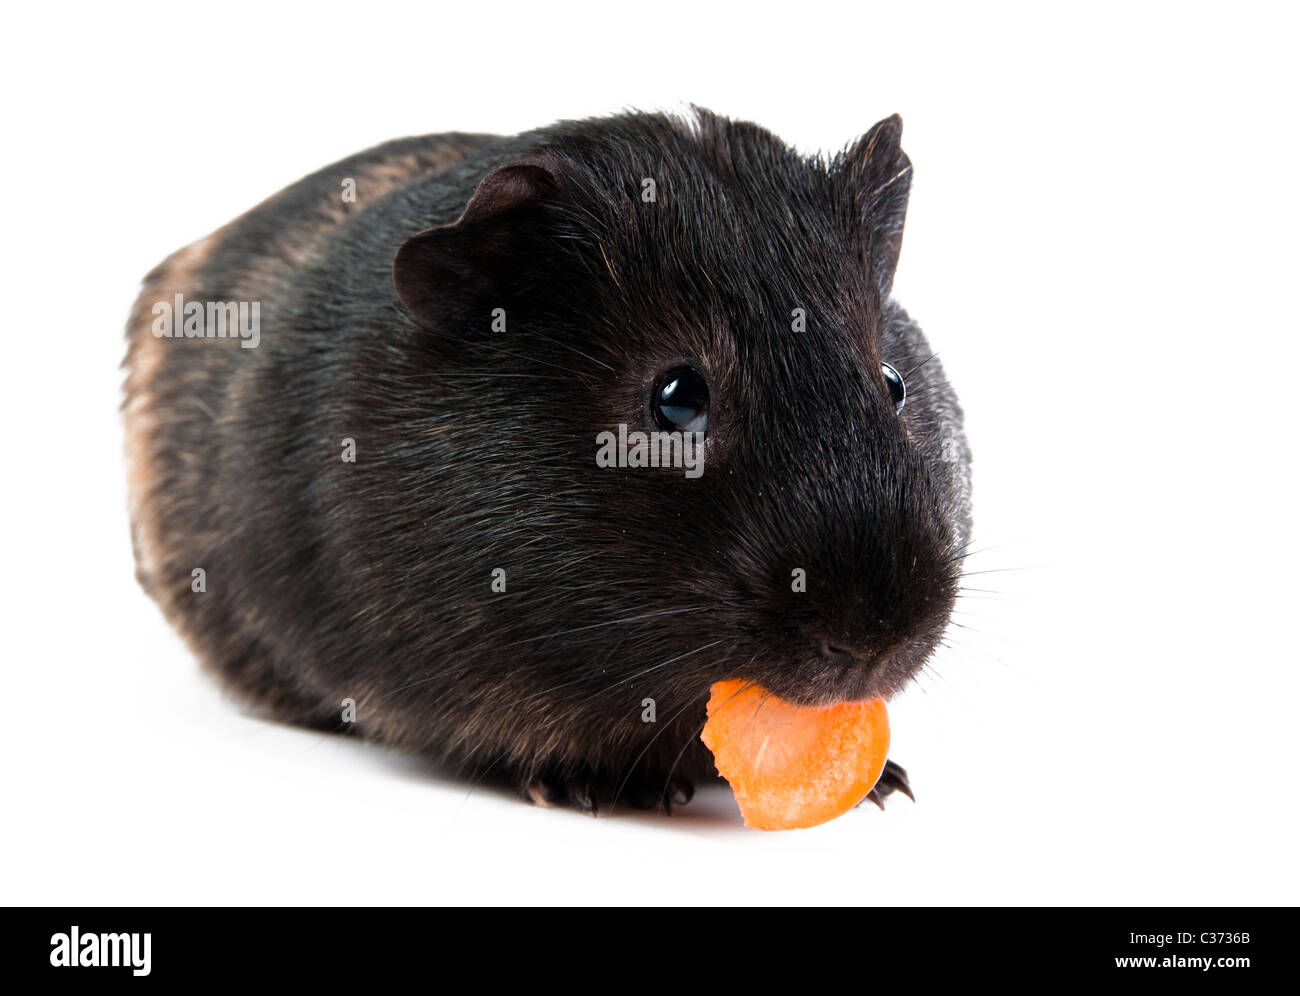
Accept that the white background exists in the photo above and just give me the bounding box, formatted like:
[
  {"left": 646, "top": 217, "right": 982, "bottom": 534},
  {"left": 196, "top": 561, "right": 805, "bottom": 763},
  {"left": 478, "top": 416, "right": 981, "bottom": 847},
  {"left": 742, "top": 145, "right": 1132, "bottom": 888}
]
[{"left": 3, "top": 1, "right": 1297, "bottom": 905}]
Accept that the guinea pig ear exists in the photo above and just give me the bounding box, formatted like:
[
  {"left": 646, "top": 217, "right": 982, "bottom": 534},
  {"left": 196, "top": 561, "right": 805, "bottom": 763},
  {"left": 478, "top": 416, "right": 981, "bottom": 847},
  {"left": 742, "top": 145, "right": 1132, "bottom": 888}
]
[
  {"left": 393, "top": 160, "right": 560, "bottom": 332},
  {"left": 842, "top": 114, "right": 913, "bottom": 300}
]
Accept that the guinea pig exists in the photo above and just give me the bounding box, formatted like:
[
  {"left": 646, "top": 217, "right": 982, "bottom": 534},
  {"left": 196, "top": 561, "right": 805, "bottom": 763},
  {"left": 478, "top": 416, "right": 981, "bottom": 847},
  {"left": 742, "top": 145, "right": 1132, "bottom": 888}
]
[{"left": 122, "top": 108, "right": 972, "bottom": 814}]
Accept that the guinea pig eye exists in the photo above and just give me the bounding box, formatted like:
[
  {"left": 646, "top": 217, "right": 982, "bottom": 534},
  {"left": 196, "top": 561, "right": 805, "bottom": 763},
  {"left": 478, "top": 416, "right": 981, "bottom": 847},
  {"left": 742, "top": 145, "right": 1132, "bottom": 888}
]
[
  {"left": 881, "top": 362, "right": 906, "bottom": 413},
  {"left": 651, "top": 366, "right": 709, "bottom": 434}
]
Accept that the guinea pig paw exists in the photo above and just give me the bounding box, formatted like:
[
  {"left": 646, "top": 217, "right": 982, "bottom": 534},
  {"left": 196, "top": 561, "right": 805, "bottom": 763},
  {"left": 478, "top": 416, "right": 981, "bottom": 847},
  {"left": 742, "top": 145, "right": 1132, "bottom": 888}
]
[
  {"left": 520, "top": 769, "right": 695, "bottom": 816},
  {"left": 518, "top": 771, "right": 602, "bottom": 815},
  {"left": 565, "top": 780, "right": 601, "bottom": 816},
  {"left": 621, "top": 774, "right": 695, "bottom": 814},
  {"left": 520, "top": 779, "right": 565, "bottom": 809},
  {"left": 860, "top": 759, "right": 915, "bottom": 811}
]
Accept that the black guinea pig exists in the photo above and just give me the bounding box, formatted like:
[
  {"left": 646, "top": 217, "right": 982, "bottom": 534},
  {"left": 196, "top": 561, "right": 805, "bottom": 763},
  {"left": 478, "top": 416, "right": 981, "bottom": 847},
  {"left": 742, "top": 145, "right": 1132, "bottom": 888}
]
[{"left": 122, "top": 108, "right": 972, "bottom": 814}]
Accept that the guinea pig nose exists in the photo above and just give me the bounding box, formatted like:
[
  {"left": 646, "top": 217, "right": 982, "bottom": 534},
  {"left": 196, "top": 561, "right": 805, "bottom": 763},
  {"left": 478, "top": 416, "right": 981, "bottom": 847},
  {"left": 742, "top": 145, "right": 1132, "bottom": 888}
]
[{"left": 818, "top": 638, "right": 859, "bottom": 668}]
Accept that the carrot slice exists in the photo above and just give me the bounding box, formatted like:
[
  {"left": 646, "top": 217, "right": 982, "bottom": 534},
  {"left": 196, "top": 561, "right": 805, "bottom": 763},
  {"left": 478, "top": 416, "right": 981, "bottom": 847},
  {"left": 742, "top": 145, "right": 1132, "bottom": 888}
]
[{"left": 701, "top": 679, "right": 890, "bottom": 830}]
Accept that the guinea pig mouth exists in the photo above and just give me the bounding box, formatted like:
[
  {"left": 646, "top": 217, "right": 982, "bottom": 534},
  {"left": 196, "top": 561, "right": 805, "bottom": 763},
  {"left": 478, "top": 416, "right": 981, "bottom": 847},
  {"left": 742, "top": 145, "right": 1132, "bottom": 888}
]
[
  {"left": 756, "top": 634, "right": 940, "bottom": 708},
  {"left": 829, "top": 664, "right": 914, "bottom": 705}
]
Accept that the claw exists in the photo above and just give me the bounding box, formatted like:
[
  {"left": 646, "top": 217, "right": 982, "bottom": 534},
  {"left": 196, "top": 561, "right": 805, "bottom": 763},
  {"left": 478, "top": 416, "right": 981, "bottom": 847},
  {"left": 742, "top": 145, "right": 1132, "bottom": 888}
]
[
  {"left": 567, "top": 783, "right": 599, "bottom": 815},
  {"left": 667, "top": 777, "right": 694, "bottom": 808},
  {"left": 517, "top": 769, "right": 696, "bottom": 816},
  {"left": 860, "top": 759, "right": 915, "bottom": 810},
  {"left": 521, "top": 778, "right": 565, "bottom": 807},
  {"left": 892, "top": 775, "right": 915, "bottom": 803}
]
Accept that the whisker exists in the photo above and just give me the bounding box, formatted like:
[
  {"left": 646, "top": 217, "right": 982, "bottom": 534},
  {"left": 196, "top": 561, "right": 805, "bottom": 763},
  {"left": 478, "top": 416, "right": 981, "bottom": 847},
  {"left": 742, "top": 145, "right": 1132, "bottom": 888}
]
[
  {"left": 656, "top": 648, "right": 751, "bottom": 799},
  {"left": 512, "top": 329, "right": 615, "bottom": 373},
  {"left": 610, "top": 674, "right": 756, "bottom": 817},
  {"left": 608, "top": 694, "right": 706, "bottom": 815},
  {"left": 526, "top": 639, "right": 726, "bottom": 725},
  {"left": 954, "top": 566, "right": 1036, "bottom": 579},
  {"left": 503, "top": 605, "right": 711, "bottom": 647},
  {"left": 902, "top": 351, "right": 940, "bottom": 379}
]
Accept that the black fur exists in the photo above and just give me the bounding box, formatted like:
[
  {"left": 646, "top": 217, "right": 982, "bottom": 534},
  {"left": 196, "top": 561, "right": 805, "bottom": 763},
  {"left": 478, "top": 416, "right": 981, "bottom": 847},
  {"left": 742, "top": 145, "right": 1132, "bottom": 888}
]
[{"left": 123, "top": 108, "right": 972, "bottom": 814}]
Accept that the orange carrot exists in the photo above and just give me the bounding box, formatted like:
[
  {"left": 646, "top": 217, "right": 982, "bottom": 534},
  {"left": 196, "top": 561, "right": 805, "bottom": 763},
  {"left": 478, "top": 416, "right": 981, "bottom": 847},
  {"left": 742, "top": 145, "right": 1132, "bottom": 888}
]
[{"left": 701, "top": 679, "right": 890, "bottom": 830}]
